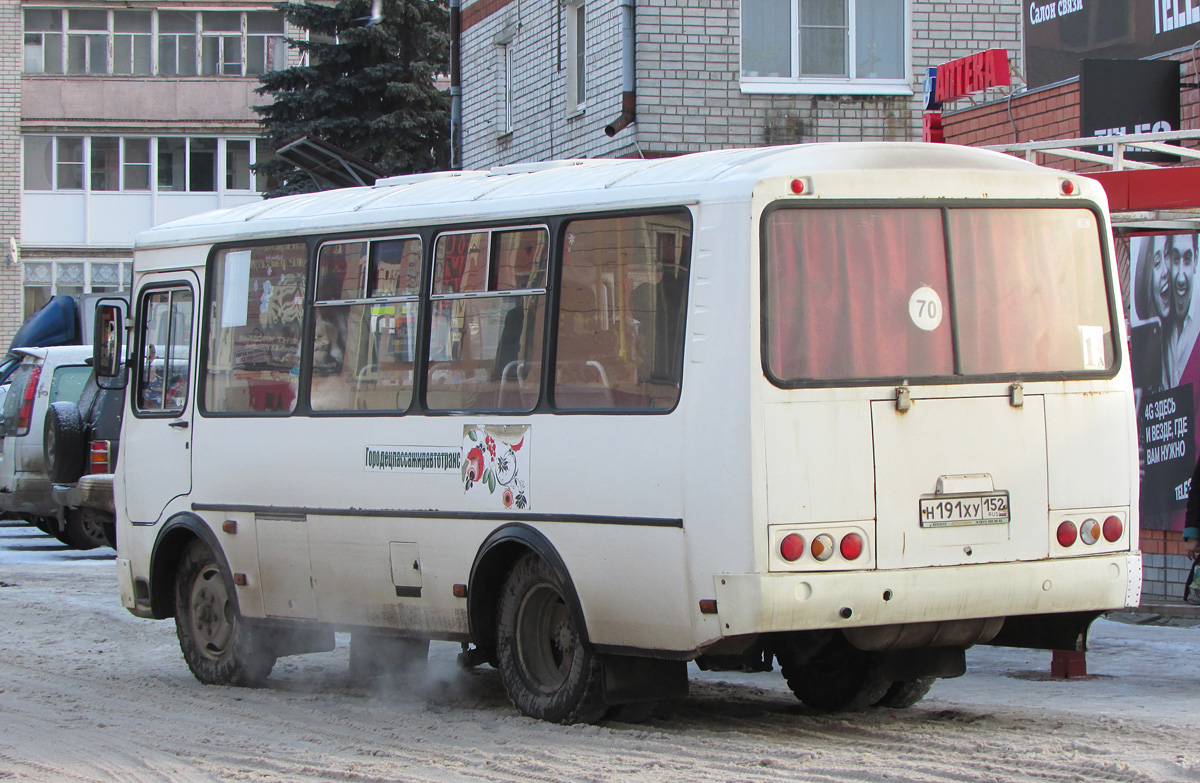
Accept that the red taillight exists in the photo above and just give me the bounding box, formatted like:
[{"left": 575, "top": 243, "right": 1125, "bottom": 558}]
[
  {"left": 1056, "top": 520, "right": 1078, "bottom": 547},
  {"left": 790, "top": 178, "right": 806, "bottom": 194},
  {"left": 840, "top": 532, "right": 864, "bottom": 560},
  {"left": 15, "top": 366, "right": 41, "bottom": 435},
  {"left": 1103, "top": 515, "right": 1123, "bottom": 542},
  {"left": 779, "top": 533, "right": 805, "bottom": 562},
  {"left": 88, "top": 440, "right": 111, "bottom": 474}
]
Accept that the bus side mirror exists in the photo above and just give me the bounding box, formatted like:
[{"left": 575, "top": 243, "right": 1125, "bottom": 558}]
[{"left": 94, "top": 302, "right": 127, "bottom": 390}]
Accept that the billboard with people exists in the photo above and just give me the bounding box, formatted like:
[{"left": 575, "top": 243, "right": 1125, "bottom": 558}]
[{"left": 1129, "top": 232, "right": 1199, "bottom": 530}]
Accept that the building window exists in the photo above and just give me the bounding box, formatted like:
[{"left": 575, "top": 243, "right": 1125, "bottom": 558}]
[
  {"left": 24, "top": 135, "right": 262, "bottom": 193},
  {"left": 22, "top": 8, "right": 286, "bottom": 77},
  {"left": 67, "top": 8, "right": 108, "bottom": 74},
  {"left": 23, "top": 259, "right": 132, "bottom": 320},
  {"left": 24, "top": 9, "right": 64, "bottom": 73},
  {"left": 741, "top": 0, "right": 910, "bottom": 95},
  {"left": 564, "top": 1, "right": 586, "bottom": 114},
  {"left": 114, "top": 10, "right": 152, "bottom": 75}
]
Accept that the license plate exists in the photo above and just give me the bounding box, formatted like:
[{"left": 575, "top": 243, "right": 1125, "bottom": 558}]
[{"left": 919, "top": 491, "right": 1010, "bottom": 528}]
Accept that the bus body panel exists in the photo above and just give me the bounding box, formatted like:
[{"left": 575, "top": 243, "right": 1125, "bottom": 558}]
[{"left": 112, "top": 144, "right": 1141, "bottom": 682}]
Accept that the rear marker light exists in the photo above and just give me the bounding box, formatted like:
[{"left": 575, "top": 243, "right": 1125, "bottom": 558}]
[
  {"left": 452, "top": 583, "right": 468, "bottom": 598},
  {"left": 840, "top": 532, "right": 864, "bottom": 561},
  {"left": 1056, "top": 520, "right": 1078, "bottom": 547},
  {"left": 1080, "top": 518, "right": 1101, "bottom": 546},
  {"left": 1060, "top": 179, "right": 1076, "bottom": 195},
  {"left": 780, "top": 533, "right": 805, "bottom": 562},
  {"left": 811, "top": 534, "right": 834, "bottom": 561},
  {"left": 699, "top": 599, "right": 718, "bottom": 614},
  {"left": 1103, "top": 515, "right": 1123, "bottom": 543},
  {"left": 790, "top": 178, "right": 806, "bottom": 194}
]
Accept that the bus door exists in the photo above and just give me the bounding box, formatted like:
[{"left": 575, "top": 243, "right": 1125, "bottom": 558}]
[{"left": 124, "top": 276, "right": 197, "bottom": 524}]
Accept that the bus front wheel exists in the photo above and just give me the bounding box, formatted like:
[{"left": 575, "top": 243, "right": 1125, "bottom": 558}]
[
  {"left": 174, "top": 540, "right": 275, "bottom": 687},
  {"left": 495, "top": 554, "right": 606, "bottom": 724}
]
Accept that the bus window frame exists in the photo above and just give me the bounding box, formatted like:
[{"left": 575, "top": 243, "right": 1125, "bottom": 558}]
[
  {"left": 131, "top": 280, "right": 196, "bottom": 420},
  {"left": 758, "top": 199, "right": 1123, "bottom": 390},
  {"left": 195, "top": 206, "right": 696, "bottom": 420}
]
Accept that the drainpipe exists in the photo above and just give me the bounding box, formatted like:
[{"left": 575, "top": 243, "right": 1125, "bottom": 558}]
[
  {"left": 450, "top": 0, "right": 463, "bottom": 169},
  {"left": 604, "top": 0, "right": 635, "bottom": 137}
]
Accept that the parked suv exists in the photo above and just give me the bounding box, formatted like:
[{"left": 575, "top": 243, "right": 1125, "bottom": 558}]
[
  {"left": 0, "top": 346, "right": 101, "bottom": 548},
  {"left": 45, "top": 365, "right": 124, "bottom": 549}
]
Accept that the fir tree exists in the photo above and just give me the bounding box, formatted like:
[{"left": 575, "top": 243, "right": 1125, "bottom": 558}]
[{"left": 254, "top": 0, "right": 450, "bottom": 198}]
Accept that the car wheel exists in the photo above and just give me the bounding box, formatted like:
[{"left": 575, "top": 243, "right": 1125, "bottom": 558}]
[
  {"left": 62, "top": 508, "right": 106, "bottom": 550},
  {"left": 495, "top": 554, "right": 606, "bottom": 724},
  {"left": 44, "top": 401, "right": 86, "bottom": 484},
  {"left": 174, "top": 540, "right": 275, "bottom": 687}
]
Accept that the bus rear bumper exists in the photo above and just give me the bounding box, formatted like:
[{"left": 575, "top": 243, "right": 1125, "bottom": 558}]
[{"left": 712, "top": 552, "right": 1142, "bottom": 637}]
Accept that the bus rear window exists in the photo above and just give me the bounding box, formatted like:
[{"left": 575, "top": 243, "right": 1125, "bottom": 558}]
[{"left": 763, "top": 206, "right": 1114, "bottom": 383}]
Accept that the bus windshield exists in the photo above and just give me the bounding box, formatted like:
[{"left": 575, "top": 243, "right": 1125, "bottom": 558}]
[{"left": 763, "top": 206, "right": 1115, "bottom": 383}]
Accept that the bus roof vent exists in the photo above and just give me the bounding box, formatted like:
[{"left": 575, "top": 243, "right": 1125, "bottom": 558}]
[
  {"left": 373, "top": 171, "right": 477, "bottom": 189},
  {"left": 487, "top": 160, "right": 595, "bottom": 177}
]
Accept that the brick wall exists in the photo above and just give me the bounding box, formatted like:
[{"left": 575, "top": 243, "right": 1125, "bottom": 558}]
[
  {"left": 460, "top": 0, "right": 1025, "bottom": 168},
  {"left": 1141, "top": 529, "right": 1197, "bottom": 601},
  {"left": 0, "top": 0, "right": 22, "bottom": 348}
]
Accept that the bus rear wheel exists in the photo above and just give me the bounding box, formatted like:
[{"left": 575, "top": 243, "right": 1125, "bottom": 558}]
[
  {"left": 874, "top": 677, "right": 935, "bottom": 709},
  {"left": 778, "top": 635, "right": 892, "bottom": 711},
  {"left": 495, "top": 554, "right": 606, "bottom": 724},
  {"left": 174, "top": 540, "right": 275, "bottom": 687}
]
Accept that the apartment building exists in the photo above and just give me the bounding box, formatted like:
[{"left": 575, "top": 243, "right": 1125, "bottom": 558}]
[
  {"left": 0, "top": 0, "right": 292, "bottom": 347},
  {"left": 457, "top": 0, "right": 1024, "bottom": 169}
]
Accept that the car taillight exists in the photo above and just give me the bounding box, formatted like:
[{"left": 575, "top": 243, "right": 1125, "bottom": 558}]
[
  {"left": 1056, "top": 520, "right": 1078, "bottom": 547},
  {"left": 1103, "top": 515, "right": 1123, "bottom": 542},
  {"left": 88, "top": 440, "right": 111, "bottom": 474},
  {"left": 15, "top": 366, "right": 41, "bottom": 435}
]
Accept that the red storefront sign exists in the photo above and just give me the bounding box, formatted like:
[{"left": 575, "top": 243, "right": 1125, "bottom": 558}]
[{"left": 935, "top": 49, "right": 1011, "bottom": 102}]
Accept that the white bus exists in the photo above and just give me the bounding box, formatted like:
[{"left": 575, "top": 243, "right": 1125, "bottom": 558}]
[{"left": 98, "top": 143, "right": 1141, "bottom": 724}]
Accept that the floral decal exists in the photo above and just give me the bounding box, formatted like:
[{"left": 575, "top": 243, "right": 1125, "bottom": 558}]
[{"left": 463, "top": 425, "right": 530, "bottom": 510}]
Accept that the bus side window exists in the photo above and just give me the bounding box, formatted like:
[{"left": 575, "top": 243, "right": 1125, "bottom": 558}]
[
  {"left": 553, "top": 213, "right": 691, "bottom": 410},
  {"left": 309, "top": 237, "right": 421, "bottom": 413},
  {"left": 204, "top": 243, "right": 307, "bottom": 414},
  {"left": 135, "top": 288, "right": 193, "bottom": 413},
  {"left": 426, "top": 227, "right": 547, "bottom": 412}
]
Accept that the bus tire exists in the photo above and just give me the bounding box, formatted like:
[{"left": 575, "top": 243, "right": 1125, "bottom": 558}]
[
  {"left": 874, "top": 677, "right": 935, "bottom": 709},
  {"left": 778, "top": 635, "right": 892, "bottom": 711},
  {"left": 495, "top": 553, "right": 606, "bottom": 724},
  {"left": 174, "top": 539, "right": 275, "bottom": 687}
]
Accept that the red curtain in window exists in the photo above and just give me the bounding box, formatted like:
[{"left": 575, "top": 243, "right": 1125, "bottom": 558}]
[{"left": 766, "top": 208, "right": 952, "bottom": 381}]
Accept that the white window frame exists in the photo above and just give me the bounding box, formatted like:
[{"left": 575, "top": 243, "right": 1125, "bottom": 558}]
[
  {"left": 739, "top": 0, "right": 914, "bottom": 96},
  {"left": 21, "top": 7, "right": 286, "bottom": 78},
  {"left": 22, "top": 135, "right": 264, "bottom": 194},
  {"left": 564, "top": 0, "right": 586, "bottom": 115}
]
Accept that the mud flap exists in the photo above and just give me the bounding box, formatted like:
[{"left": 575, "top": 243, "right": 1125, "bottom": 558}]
[{"left": 601, "top": 654, "right": 689, "bottom": 705}]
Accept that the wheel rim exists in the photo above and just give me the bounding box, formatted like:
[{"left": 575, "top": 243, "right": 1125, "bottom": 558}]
[
  {"left": 80, "top": 516, "right": 105, "bottom": 544},
  {"left": 189, "top": 563, "right": 234, "bottom": 660},
  {"left": 515, "top": 582, "right": 576, "bottom": 694}
]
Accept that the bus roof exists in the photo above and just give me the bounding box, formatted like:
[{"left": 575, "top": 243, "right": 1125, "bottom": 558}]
[{"left": 134, "top": 142, "right": 1086, "bottom": 250}]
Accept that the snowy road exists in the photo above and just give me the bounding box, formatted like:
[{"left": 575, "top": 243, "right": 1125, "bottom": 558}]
[{"left": 0, "top": 518, "right": 1198, "bottom": 782}]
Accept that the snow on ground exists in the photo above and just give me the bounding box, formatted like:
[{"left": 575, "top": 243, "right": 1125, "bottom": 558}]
[{"left": 0, "top": 518, "right": 1198, "bottom": 782}]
